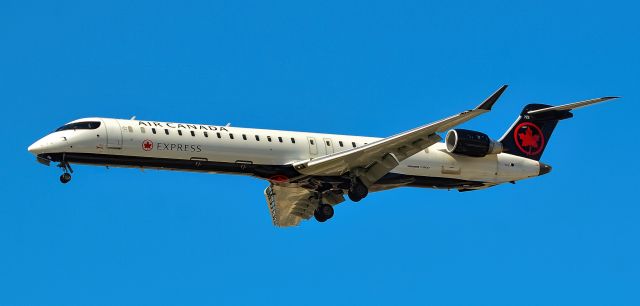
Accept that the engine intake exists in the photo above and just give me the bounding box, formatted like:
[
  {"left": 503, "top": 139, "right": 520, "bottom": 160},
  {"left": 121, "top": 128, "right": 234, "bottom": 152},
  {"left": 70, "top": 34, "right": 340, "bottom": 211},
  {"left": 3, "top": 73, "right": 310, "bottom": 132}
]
[{"left": 445, "top": 129, "right": 502, "bottom": 157}]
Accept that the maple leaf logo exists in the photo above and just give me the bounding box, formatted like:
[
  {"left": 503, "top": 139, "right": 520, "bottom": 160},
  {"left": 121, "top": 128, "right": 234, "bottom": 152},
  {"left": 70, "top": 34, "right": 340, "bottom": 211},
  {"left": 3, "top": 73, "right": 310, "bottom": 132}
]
[
  {"left": 142, "top": 139, "right": 153, "bottom": 151},
  {"left": 518, "top": 128, "right": 540, "bottom": 149},
  {"left": 513, "top": 123, "right": 544, "bottom": 156}
]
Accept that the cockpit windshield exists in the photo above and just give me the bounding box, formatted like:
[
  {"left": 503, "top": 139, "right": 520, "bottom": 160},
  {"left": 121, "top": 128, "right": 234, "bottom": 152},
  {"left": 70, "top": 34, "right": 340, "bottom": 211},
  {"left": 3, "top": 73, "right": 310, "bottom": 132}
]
[{"left": 55, "top": 121, "right": 101, "bottom": 132}]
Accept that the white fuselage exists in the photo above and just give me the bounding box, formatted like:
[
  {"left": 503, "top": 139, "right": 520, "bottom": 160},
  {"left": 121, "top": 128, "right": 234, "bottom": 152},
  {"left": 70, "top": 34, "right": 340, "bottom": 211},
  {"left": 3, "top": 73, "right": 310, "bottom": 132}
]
[{"left": 28, "top": 117, "right": 543, "bottom": 188}]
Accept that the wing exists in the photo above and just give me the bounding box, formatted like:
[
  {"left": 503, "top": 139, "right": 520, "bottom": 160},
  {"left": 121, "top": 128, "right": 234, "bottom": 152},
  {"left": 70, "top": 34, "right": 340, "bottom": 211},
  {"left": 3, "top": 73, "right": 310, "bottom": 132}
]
[{"left": 292, "top": 85, "right": 508, "bottom": 185}]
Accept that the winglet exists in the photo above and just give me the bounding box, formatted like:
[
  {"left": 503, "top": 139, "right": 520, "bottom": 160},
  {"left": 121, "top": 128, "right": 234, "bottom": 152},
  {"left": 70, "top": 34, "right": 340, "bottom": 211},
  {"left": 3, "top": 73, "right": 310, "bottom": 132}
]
[{"left": 476, "top": 85, "right": 508, "bottom": 111}]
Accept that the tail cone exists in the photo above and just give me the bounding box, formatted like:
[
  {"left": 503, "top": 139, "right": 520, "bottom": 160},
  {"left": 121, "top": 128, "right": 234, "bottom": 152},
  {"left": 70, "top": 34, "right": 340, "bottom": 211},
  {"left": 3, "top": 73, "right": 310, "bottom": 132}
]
[{"left": 539, "top": 162, "right": 552, "bottom": 176}]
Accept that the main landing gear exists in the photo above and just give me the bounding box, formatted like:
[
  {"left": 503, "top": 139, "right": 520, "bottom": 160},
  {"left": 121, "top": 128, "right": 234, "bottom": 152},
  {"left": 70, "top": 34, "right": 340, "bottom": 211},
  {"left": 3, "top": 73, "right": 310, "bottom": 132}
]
[
  {"left": 348, "top": 178, "right": 368, "bottom": 202},
  {"left": 58, "top": 160, "right": 73, "bottom": 184},
  {"left": 311, "top": 178, "right": 368, "bottom": 224},
  {"left": 314, "top": 203, "right": 334, "bottom": 223}
]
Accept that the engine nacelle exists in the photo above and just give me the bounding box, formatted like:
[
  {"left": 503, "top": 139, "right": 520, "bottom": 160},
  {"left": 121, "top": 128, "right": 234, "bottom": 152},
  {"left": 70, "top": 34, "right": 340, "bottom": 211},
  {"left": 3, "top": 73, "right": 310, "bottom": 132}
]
[{"left": 445, "top": 129, "right": 502, "bottom": 157}]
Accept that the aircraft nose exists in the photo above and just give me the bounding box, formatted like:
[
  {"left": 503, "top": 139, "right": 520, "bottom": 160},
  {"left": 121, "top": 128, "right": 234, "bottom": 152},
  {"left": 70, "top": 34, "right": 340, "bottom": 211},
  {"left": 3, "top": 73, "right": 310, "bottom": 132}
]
[
  {"left": 27, "top": 135, "right": 67, "bottom": 155},
  {"left": 27, "top": 141, "right": 42, "bottom": 155}
]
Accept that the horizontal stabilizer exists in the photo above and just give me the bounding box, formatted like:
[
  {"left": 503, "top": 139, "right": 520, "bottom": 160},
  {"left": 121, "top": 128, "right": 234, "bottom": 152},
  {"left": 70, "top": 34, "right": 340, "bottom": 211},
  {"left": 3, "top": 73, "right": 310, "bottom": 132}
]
[{"left": 527, "top": 96, "right": 619, "bottom": 115}]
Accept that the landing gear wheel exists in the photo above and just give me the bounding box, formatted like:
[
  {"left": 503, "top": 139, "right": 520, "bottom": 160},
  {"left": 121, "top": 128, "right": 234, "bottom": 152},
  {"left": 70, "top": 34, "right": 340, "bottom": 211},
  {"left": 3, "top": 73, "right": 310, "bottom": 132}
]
[
  {"left": 314, "top": 204, "right": 334, "bottom": 222},
  {"left": 60, "top": 173, "right": 72, "bottom": 184},
  {"left": 348, "top": 181, "right": 368, "bottom": 202}
]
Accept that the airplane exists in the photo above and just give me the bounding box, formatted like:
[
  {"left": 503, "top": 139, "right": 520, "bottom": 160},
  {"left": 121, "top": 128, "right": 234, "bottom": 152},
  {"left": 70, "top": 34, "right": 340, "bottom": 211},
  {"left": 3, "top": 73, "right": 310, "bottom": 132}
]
[{"left": 27, "top": 85, "right": 617, "bottom": 227}]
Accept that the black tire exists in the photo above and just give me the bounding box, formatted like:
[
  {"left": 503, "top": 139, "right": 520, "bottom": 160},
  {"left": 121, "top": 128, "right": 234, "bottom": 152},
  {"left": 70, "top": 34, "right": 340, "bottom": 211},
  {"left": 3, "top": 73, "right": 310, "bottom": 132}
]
[
  {"left": 60, "top": 173, "right": 71, "bottom": 184},
  {"left": 348, "top": 181, "right": 368, "bottom": 202},
  {"left": 320, "top": 204, "right": 334, "bottom": 219},
  {"left": 314, "top": 210, "right": 327, "bottom": 222},
  {"left": 314, "top": 204, "right": 334, "bottom": 222},
  {"left": 315, "top": 215, "right": 328, "bottom": 222}
]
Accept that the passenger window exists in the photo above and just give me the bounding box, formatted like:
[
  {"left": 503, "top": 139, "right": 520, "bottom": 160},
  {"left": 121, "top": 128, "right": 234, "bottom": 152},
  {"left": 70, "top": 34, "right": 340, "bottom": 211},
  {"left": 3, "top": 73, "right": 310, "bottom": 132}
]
[
  {"left": 152, "top": 128, "right": 157, "bottom": 134},
  {"left": 326, "top": 140, "right": 331, "bottom": 146},
  {"left": 229, "top": 133, "right": 234, "bottom": 140},
  {"left": 352, "top": 142, "right": 356, "bottom": 148},
  {"left": 178, "top": 130, "right": 183, "bottom": 136},
  {"left": 191, "top": 131, "right": 195, "bottom": 137},
  {"left": 291, "top": 138, "right": 296, "bottom": 144},
  {"left": 267, "top": 136, "right": 272, "bottom": 142},
  {"left": 140, "top": 127, "right": 146, "bottom": 133},
  {"left": 204, "top": 131, "right": 208, "bottom": 138},
  {"left": 310, "top": 139, "right": 315, "bottom": 145},
  {"left": 217, "top": 132, "right": 221, "bottom": 138},
  {"left": 339, "top": 141, "right": 343, "bottom": 147},
  {"left": 255, "top": 135, "right": 260, "bottom": 141},
  {"left": 242, "top": 134, "right": 247, "bottom": 140},
  {"left": 164, "top": 129, "right": 169, "bottom": 135},
  {"left": 278, "top": 137, "right": 283, "bottom": 143}
]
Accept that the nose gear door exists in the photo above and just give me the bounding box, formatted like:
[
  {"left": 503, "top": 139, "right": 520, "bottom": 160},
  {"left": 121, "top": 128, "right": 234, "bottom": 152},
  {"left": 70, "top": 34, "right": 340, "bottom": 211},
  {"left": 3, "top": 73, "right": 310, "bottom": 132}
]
[{"left": 103, "top": 118, "right": 123, "bottom": 149}]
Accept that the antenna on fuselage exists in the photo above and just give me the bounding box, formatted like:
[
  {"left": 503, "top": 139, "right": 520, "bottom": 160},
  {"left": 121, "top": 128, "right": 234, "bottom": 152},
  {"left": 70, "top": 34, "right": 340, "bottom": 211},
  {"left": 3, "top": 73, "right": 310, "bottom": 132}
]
[
  {"left": 130, "top": 116, "right": 137, "bottom": 120},
  {"left": 225, "top": 123, "right": 231, "bottom": 127}
]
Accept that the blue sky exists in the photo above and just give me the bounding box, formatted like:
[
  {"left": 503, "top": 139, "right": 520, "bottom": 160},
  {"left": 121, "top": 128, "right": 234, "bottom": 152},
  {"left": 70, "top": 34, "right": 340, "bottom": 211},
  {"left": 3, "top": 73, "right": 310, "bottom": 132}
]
[{"left": 1, "top": 0, "right": 638, "bottom": 305}]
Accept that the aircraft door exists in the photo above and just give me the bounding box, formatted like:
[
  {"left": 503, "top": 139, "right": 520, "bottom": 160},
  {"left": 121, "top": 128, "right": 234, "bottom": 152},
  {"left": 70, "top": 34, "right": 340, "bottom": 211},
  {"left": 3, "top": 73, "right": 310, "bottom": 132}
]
[
  {"left": 103, "top": 118, "right": 123, "bottom": 149},
  {"left": 323, "top": 138, "right": 334, "bottom": 155},
  {"left": 308, "top": 137, "right": 318, "bottom": 159}
]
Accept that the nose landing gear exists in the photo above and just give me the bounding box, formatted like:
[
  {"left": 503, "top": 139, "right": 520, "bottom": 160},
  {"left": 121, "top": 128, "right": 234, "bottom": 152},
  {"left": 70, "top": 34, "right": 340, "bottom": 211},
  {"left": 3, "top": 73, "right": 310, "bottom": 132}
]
[{"left": 58, "top": 159, "right": 73, "bottom": 184}]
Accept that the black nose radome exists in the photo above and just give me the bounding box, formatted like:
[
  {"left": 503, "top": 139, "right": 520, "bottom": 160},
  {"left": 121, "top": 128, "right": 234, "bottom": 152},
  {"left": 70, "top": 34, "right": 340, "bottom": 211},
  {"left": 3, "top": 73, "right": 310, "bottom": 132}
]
[{"left": 539, "top": 162, "right": 552, "bottom": 176}]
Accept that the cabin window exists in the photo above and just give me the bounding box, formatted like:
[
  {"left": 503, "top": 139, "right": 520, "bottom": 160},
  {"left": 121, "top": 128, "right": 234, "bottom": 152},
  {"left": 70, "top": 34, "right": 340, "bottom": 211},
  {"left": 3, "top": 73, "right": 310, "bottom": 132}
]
[
  {"left": 326, "top": 140, "right": 331, "bottom": 146},
  {"left": 242, "top": 134, "right": 247, "bottom": 140},
  {"left": 310, "top": 139, "right": 315, "bottom": 145},
  {"left": 152, "top": 128, "right": 157, "bottom": 134},
  {"left": 267, "top": 136, "right": 272, "bottom": 142},
  {"left": 164, "top": 129, "right": 169, "bottom": 135},
  {"left": 339, "top": 141, "right": 343, "bottom": 147},
  {"left": 278, "top": 136, "right": 283, "bottom": 143},
  {"left": 204, "top": 131, "right": 208, "bottom": 138},
  {"left": 178, "top": 130, "right": 183, "bottom": 136},
  {"left": 291, "top": 138, "right": 296, "bottom": 144},
  {"left": 229, "top": 133, "right": 234, "bottom": 140},
  {"left": 352, "top": 142, "right": 356, "bottom": 148},
  {"left": 191, "top": 131, "right": 195, "bottom": 137},
  {"left": 255, "top": 135, "right": 260, "bottom": 141},
  {"left": 217, "top": 132, "right": 221, "bottom": 138},
  {"left": 140, "top": 127, "right": 146, "bottom": 133}
]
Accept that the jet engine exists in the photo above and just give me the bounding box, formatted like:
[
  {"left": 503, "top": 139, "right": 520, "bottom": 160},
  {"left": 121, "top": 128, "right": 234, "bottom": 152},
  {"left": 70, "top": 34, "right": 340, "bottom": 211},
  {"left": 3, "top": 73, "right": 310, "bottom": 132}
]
[{"left": 445, "top": 129, "right": 502, "bottom": 157}]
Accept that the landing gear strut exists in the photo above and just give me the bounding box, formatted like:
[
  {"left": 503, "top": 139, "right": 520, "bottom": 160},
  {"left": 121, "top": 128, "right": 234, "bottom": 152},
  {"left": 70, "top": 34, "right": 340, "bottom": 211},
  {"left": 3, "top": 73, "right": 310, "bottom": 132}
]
[
  {"left": 348, "top": 179, "right": 368, "bottom": 202},
  {"left": 58, "top": 159, "right": 73, "bottom": 184},
  {"left": 314, "top": 204, "right": 334, "bottom": 223}
]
